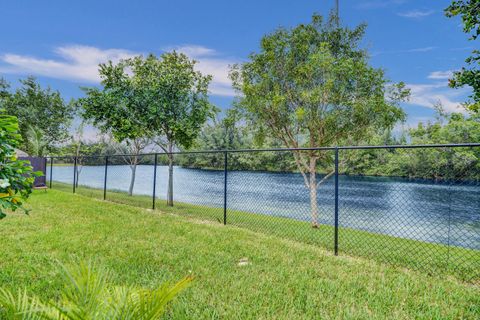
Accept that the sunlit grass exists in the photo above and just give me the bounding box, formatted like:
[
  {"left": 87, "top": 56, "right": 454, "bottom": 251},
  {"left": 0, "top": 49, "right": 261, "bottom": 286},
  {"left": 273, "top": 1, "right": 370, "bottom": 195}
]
[
  {"left": 50, "top": 181, "right": 480, "bottom": 283},
  {"left": 0, "top": 190, "right": 479, "bottom": 319}
]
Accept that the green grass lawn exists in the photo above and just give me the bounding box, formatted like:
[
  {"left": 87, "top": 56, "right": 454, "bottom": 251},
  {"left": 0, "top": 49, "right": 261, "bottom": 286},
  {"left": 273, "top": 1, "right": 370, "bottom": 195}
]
[
  {"left": 0, "top": 190, "right": 479, "bottom": 319},
  {"left": 54, "top": 181, "right": 480, "bottom": 283}
]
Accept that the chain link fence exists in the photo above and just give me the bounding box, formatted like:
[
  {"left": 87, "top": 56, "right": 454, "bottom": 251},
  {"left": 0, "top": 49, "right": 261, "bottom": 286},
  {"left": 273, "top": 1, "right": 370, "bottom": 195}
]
[{"left": 45, "top": 144, "right": 480, "bottom": 282}]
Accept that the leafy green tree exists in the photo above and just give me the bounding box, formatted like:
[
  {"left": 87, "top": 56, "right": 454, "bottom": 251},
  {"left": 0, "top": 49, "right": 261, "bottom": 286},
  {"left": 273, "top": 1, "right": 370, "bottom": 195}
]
[
  {"left": 181, "top": 110, "right": 297, "bottom": 172},
  {"left": 80, "top": 53, "right": 214, "bottom": 202},
  {"left": 341, "top": 104, "right": 480, "bottom": 181},
  {"left": 54, "top": 140, "right": 107, "bottom": 159},
  {"left": 124, "top": 53, "right": 215, "bottom": 206},
  {"left": 179, "top": 109, "right": 251, "bottom": 169},
  {"left": 400, "top": 110, "right": 480, "bottom": 180},
  {"left": 0, "top": 112, "right": 39, "bottom": 219},
  {"left": 0, "top": 261, "right": 192, "bottom": 319},
  {"left": 79, "top": 62, "right": 153, "bottom": 196},
  {"left": 445, "top": 0, "right": 480, "bottom": 112},
  {"left": 338, "top": 129, "right": 402, "bottom": 177},
  {"left": 230, "top": 14, "right": 409, "bottom": 227},
  {"left": 1, "top": 77, "right": 74, "bottom": 155}
]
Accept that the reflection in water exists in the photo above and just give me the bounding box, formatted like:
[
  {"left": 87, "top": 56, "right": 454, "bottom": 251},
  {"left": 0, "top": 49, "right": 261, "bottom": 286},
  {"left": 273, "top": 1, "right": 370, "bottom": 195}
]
[{"left": 49, "top": 165, "right": 480, "bottom": 249}]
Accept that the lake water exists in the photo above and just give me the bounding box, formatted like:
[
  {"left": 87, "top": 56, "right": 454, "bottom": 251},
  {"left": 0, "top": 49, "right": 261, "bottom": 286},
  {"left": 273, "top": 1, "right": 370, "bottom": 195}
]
[{"left": 49, "top": 165, "right": 480, "bottom": 250}]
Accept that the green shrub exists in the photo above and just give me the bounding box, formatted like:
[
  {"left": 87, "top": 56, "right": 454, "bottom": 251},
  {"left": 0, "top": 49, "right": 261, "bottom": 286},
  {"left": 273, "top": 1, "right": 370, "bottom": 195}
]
[{"left": 0, "top": 112, "right": 40, "bottom": 219}]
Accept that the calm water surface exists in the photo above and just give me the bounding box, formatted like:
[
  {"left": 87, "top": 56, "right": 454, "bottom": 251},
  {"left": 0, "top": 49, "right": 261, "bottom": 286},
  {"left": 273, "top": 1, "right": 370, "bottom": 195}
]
[{"left": 49, "top": 165, "right": 480, "bottom": 249}]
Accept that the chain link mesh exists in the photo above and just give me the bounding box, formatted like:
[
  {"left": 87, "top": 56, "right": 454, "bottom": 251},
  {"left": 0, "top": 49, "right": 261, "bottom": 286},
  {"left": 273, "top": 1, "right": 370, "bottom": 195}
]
[
  {"left": 48, "top": 156, "right": 75, "bottom": 192},
  {"left": 153, "top": 152, "right": 225, "bottom": 222},
  {"left": 46, "top": 146, "right": 480, "bottom": 282},
  {"left": 338, "top": 147, "right": 479, "bottom": 280},
  {"left": 105, "top": 154, "right": 156, "bottom": 208},
  {"left": 75, "top": 156, "right": 107, "bottom": 200},
  {"left": 227, "top": 150, "right": 335, "bottom": 250}
]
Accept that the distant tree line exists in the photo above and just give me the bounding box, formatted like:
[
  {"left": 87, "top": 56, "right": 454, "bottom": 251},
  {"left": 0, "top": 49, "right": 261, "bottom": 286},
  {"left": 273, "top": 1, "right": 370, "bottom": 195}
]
[{"left": 176, "top": 107, "right": 480, "bottom": 182}]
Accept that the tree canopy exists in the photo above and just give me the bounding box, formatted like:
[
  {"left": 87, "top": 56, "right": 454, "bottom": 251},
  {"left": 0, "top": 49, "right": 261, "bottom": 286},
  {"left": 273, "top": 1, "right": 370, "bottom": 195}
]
[
  {"left": 0, "top": 77, "right": 74, "bottom": 155},
  {"left": 79, "top": 52, "right": 215, "bottom": 203},
  {"left": 129, "top": 53, "right": 215, "bottom": 152},
  {"left": 231, "top": 14, "right": 408, "bottom": 151},
  {"left": 230, "top": 14, "right": 409, "bottom": 226},
  {"left": 80, "top": 53, "right": 214, "bottom": 147},
  {"left": 445, "top": 0, "right": 480, "bottom": 112}
]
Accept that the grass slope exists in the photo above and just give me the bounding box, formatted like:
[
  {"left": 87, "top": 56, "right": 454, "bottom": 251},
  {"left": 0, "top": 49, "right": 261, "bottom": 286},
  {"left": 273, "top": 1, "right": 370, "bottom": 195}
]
[
  {"left": 0, "top": 190, "right": 479, "bottom": 319},
  {"left": 56, "top": 181, "right": 479, "bottom": 282}
]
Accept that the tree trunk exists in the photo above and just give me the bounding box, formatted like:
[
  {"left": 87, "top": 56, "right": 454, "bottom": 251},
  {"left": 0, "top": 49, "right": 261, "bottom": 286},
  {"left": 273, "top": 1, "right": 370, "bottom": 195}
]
[
  {"left": 75, "top": 167, "right": 80, "bottom": 188},
  {"left": 75, "top": 164, "right": 83, "bottom": 188},
  {"left": 128, "top": 161, "right": 137, "bottom": 196},
  {"left": 167, "top": 143, "right": 174, "bottom": 206},
  {"left": 309, "top": 157, "right": 319, "bottom": 228}
]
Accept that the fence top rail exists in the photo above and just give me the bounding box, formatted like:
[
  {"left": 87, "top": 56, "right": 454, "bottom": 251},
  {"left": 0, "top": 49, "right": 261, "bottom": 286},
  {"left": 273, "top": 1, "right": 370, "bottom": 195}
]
[{"left": 45, "top": 143, "right": 480, "bottom": 159}]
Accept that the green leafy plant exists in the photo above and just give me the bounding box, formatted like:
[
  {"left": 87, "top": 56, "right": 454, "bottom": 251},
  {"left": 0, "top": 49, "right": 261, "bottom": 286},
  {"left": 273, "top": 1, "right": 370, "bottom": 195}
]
[
  {"left": 0, "top": 261, "right": 193, "bottom": 319},
  {"left": 25, "top": 125, "right": 49, "bottom": 158},
  {"left": 230, "top": 13, "right": 409, "bottom": 227},
  {"left": 445, "top": 0, "right": 479, "bottom": 112},
  {"left": 1, "top": 76, "right": 75, "bottom": 155},
  {"left": 79, "top": 52, "right": 216, "bottom": 204},
  {"left": 0, "top": 112, "right": 40, "bottom": 219}
]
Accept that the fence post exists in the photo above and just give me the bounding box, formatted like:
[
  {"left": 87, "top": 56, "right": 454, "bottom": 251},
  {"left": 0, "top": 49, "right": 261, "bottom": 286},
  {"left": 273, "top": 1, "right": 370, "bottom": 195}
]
[
  {"left": 43, "top": 157, "right": 47, "bottom": 186},
  {"left": 73, "top": 157, "right": 77, "bottom": 193},
  {"left": 223, "top": 151, "right": 228, "bottom": 225},
  {"left": 103, "top": 156, "right": 108, "bottom": 200},
  {"left": 152, "top": 153, "right": 158, "bottom": 210},
  {"left": 49, "top": 157, "right": 53, "bottom": 188},
  {"left": 334, "top": 147, "right": 339, "bottom": 256},
  {"left": 446, "top": 156, "right": 453, "bottom": 270}
]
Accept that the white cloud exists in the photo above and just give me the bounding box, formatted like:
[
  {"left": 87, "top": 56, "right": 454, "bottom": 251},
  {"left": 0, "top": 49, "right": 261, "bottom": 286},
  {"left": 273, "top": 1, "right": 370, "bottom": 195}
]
[
  {"left": 372, "top": 46, "right": 436, "bottom": 56},
  {"left": 398, "top": 10, "right": 435, "bottom": 19},
  {"left": 406, "top": 82, "right": 465, "bottom": 113},
  {"left": 170, "top": 44, "right": 237, "bottom": 97},
  {"left": 0, "top": 44, "right": 237, "bottom": 97},
  {"left": 406, "top": 46, "right": 436, "bottom": 53},
  {"left": 428, "top": 70, "right": 454, "bottom": 80},
  {"left": 171, "top": 45, "right": 218, "bottom": 57},
  {"left": 0, "top": 45, "right": 138, "bottom": 83}
]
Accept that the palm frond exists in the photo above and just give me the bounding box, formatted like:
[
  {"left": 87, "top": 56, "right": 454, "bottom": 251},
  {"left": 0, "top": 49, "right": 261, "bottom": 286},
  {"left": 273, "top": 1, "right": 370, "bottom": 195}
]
[
  {"left": 0, "top": 261, "right": 193, "bottom": 320},
  {"left": 0, "top": 288, "right": 48, "bottom": 320},
  {"left": 125, "top": 276, "right": 193, "bottom": 320},
  {"left": 25, "top": 125, "right": 48, "bottom": 156}
]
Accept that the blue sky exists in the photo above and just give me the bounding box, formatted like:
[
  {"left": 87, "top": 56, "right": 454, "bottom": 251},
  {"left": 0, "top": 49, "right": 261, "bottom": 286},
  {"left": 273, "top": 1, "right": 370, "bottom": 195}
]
[{"left": 0, "top": 0, "right": 473, "bottom": 138}]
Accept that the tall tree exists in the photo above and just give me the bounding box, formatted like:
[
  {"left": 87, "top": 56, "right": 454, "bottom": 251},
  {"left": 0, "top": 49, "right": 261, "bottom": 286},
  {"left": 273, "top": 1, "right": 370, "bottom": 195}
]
[
  {"left": 80, "top": 53, "right": 214, "bottom": 203},
  {"left": 1, "top": 77, "right": 74, "bottom": 155},
  {"left": 79, "top": 64, "right": 152, "bottom": 196},
  {"left": 230, "top": 14, "right": 409, "bottom": 227},
  {"left": 127, "top": 53, "right": 215, "bottom": 206},
  {"left": 445, "top": 0, "right": 480, "bottom": 112}
]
